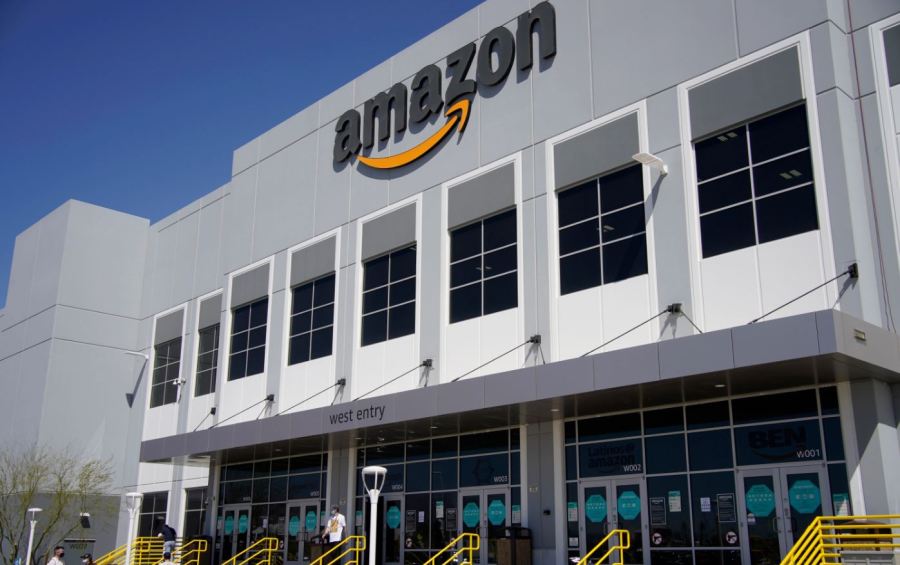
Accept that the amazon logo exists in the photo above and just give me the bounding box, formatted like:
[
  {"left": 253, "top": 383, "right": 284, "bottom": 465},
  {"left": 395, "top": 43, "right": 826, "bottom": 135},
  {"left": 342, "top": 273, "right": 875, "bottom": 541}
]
[{"left": 333, "top": 1, "right": 556, "bottom": 170}]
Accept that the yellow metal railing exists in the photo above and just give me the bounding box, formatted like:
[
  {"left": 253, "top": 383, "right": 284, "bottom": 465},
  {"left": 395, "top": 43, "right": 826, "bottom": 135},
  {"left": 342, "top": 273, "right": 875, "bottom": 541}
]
[
  {"left": 96, "top": 537, "right": 208, "bottom": 565},
  {"left": 780, "top": 514, "right": 900, "bottom": 565},
  {"left": 310, "top": 535, "right": 366, "bottom": 565},
  {"left": 423, "top": 533, "right": 480, "bottom": 565},
  {"left": 220, "top": 537, "right": 279, "bottom": 565},
  {"left": 577, "top": 529, "right": 630, "bottom": 565},
  {"left": 178, "top": 538, "right": 208, "bottom": 565}
]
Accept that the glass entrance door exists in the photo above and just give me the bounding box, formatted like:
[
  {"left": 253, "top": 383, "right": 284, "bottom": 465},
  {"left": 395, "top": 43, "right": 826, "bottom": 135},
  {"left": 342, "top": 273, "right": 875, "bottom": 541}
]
[
  {"left": 219, "top": 505, "right": 251, "bottom": 563},
  {"left": 286, "top": 500, "right": 320, "bottom": 564},
  {"left": 578, "top": 479, "right": 646, "bottom": 564},
  {"left": 740, "top": 465, "right": 830, "bottom": 565},
  {"left": 382, "top": 495, "right": 403, "bottom": 565},
  {"left": 458, "top": 487, "right": 510, "bottom": 564}
]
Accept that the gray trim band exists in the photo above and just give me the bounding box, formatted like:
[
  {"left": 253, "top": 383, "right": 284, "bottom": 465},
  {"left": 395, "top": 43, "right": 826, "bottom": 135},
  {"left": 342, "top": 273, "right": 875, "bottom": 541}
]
[
  {"left": 689, "top": 47, "right": 802, "bottom": 139},
  {"left": 291, "top": 237, "right": 336, "bottom": 288},
  {"left": 230, "top": 265, "right": 269, "bottom": 308},
  {"left": 448, "top": 163, "right": 516, "bottom": 228},
  {"left": 199, "top": 295, "right": 222, "bottom": 329},
  {"left": 155, "top": 310, "right": 184, "bottom": 345},
  {"left": 553, "top": 113, "right": 639, "bottom": 190},
  {"left": 361, "top": 204, "right": 416, "bottom": 260}
]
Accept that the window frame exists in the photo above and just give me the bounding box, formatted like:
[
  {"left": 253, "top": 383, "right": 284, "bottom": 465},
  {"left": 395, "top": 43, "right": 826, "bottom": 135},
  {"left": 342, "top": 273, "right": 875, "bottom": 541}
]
[
  {"left": 555, "top": 163, "right": 649, "bottom": 295},
  {"left": 228, "top": 296, "right": 269, "bottom": 381},
  {"left": 360, "top": 245, "right": 418, "bottom": 346},
  {"left": 150, "top": 336, "right": 182, "bottom": 408},
  {"left": 693, "top": 103, "right": 818, "bottom": 258},
  {"left": 288, "top": 272, "right": 337, "bottom": 365},
  {"left": 449, "top": 208, "right": 520, "bottom": 323},
  {"left": 194, "top": 323, "right": 220, "bottom": 397},
  {"left": 676, "top": 35, "right": 837, "bottom": 328}
]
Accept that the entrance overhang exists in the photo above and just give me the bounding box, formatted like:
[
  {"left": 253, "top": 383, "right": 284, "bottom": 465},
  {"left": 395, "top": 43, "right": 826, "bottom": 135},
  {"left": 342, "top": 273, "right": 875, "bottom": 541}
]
[{"left": 140, "top": 309, "right": 900, "bottom": 466}]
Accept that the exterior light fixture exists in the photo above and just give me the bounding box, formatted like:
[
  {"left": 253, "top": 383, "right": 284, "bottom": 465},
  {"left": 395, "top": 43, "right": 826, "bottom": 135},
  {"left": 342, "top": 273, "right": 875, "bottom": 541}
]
[
  {"left": 124, "top": 492, "right": 144, "bottom": 565},
  {"left": 361, "top": 466, "right": 388, "bottom": 565},
  {"left": 25, "top": 508, "right": 42, "bottom": 565},
  {"left": 632, "top": 152, "right": 669, "bottom": 176}
]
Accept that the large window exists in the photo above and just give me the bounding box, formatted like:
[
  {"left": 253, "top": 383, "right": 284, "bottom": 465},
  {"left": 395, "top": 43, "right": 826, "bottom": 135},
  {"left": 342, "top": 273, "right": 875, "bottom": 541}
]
[
  {"left": 137, "top": 491, "right": 169, "bottom": 536},
  {"left": 361, "top": 246, "right": 416, "bottom": 346},
  {"left": 557, "top": 164, "right": 648, "bottom": 295},
  {"left": 695, "top": 104, "right": 818, "bottom": 258},
  {"left": 195, "top": 324, "right": 219, "bottom": 397},
  {"left": 150, "top": 338, "right": 181, "bottom": 408},
  {"left": 229, "top": 298, "right": 268, "bottom": 381},
  {"left": 449, "top": 209, "right": 518, "bottom": 323},
  {"left": 183, "top": 487, "right": 208, "bottom": 539},
  {"left": 288, "top": 274, "right": 335, "bottom": 365}
]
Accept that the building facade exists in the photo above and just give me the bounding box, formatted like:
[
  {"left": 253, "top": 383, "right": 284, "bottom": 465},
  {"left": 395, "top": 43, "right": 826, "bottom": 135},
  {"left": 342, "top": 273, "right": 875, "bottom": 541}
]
[{"left": 4, "top": 1, "right": 900, "bottom": 564}]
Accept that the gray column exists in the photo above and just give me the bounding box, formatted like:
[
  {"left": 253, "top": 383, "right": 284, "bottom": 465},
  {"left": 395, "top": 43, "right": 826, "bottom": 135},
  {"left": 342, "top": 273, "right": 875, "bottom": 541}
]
[{"left": 847, "top": 378, "right": 900, "bottom": 514}]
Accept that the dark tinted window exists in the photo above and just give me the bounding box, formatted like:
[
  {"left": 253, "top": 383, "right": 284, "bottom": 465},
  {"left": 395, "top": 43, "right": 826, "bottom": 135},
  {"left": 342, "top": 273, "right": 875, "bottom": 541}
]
[
  {"left": 644, "top": 407, "right": 684, "bottom": 435},
  {"left": 749, "top": 104, "right": 809, "bottom": 162},
  {"left": 229, "top": 298, "right": 268, "bottom": 381},
  {"left": 151, "top": 337, "right": 181, "bottom": 408},
  {"left": 688, "top": 429, "right": 733, "bottom": 470},
  {"left": 431, "top": 459, "right": 457, "bottom": 490},
  {"left": 690, "top": 472, "right": 736, "bottom": 546},
  {"left": 579, "top": 412, "right": 642, "bottom": 442},
  {"left": 694, "top": 126, "right": 748, "bottom": 181},
  {"left": 699, "top": 202, "right": 756, "bottom": 258},
  {"left": 460, "top": 430, "right": 508, "bottom": 456},
  {"left": 819, "top": 386, "right": 839, "bottom": 416},
  {"left": 558, "top": 165, "right": 647, "bottom": 295},
  {"left": 695, "top": 105, "right": 818, "bottom": 258},
  {"left": 578, "top": 438, "right": 643, "bottom": 477},
  {"left": 731, "top": 390, "right": 818, "bottom": 424},
  {"left": 755, "top": 184, "right": 818, "bottom": 244},
  {"left": 289, "top": 274, "right": 335, "bottom": 365},
  {"left": 195, "top": 325, "right": 219, "bottom": 397},
  {"left": 645, "top": 434, "right": 686, "bottom": 474},
  {"left": 450, "top": 210, "right": 518, "bottom": 323},
  {"left": 405, "top": 462, "right": 430, "bottom": 492},
  {"left": 686, "top": 401, "right": 730, "bottom": 430},
  {"left": 733, "top": 419, "right": 822, "bottom": 466},
  {"left": 460, "top": 453, "right": 509, "bottom": 486},
  {"left": 648, "top": 475, "right": 692, "bottom": 547},
  {"left": 362, "top": 246, "right": 416, "bottom": 346},
  {"left": 150, "top": 337, "right": 181, "bottom": 408},
  {"left": 822, "top": 417, "right": 845, "bottom": 460}
]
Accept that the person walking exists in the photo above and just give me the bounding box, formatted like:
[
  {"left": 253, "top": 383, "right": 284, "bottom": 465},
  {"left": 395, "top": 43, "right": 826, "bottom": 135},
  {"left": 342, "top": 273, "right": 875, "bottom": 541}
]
[
  {"left": 46, "top": 547, "right": 64, "bottom": 565},
  {"left": 160, "top": 552, "right": 174, "bottom": 565},
  {"left": 157, "top": 522, "right": 177, "bottom": 556},
  {"left": 320, "top": 506, "right": 346, "bottom": 550}
]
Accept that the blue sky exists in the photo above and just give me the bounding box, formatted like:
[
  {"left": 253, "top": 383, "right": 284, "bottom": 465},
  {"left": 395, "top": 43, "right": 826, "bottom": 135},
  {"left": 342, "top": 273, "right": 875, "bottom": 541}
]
[{"left": 0, "top": 0, "right": 484, "bottom": 308}]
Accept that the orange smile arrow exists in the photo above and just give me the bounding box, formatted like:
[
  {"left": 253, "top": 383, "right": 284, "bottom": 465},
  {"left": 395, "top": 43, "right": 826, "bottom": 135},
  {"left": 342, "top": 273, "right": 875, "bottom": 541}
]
[{"left": 357, "top": 98, "right": 471, "bottom": 169}]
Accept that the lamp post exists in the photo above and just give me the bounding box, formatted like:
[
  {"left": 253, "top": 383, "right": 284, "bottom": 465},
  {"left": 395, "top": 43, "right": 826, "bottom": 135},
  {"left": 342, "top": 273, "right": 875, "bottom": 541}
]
[
  {"left": 25, "top": 507, "right": 41, "bottom": 565},
  {"left": 360, "top": 466, "right": 387, "bottom": 565},
  {"left": 124, "top": 492, "right": 143, "bottom": 565}
]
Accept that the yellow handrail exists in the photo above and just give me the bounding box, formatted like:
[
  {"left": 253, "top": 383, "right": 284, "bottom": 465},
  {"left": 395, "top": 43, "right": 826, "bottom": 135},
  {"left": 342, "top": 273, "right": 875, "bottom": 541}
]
[
  {"left": 310, "top": 535, "right": 366, "bottom": 565},
  {"left": 780, "top": 514, "right": 900, "bottom": 565},
  {"left": 221, "top": 537, "right": 280, "bottom": 565},
  {"left": 178, "top": 539, "right": 208, "bottom": 565},
  {"left": 423, "top": 533, "right": 480, "bottom": 565},
  {"left": 577, "top": 529, "right": 630, "bottom": 565}
]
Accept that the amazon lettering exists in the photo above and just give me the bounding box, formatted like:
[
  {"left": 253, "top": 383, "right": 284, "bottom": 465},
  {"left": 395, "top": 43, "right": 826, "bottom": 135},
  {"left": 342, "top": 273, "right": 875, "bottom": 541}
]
[{"left": 333, "top": 1, "right": 556, "bottom": 166}]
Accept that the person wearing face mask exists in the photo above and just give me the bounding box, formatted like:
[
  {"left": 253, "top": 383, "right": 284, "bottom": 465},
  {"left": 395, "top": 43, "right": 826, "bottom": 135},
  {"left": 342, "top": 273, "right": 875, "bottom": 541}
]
[
  {"left": 46, "top": 546, "right": 64, "bottom": 565},
  {"left": 79, "top": 553, "right": 93, "bottom": 565},
  {"left": 320, "top": 505, "right": 345, "bottom": 549}
]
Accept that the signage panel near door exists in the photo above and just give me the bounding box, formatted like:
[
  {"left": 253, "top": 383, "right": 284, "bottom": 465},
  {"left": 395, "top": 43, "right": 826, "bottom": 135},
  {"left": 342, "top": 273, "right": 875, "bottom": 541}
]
[
  {"left": 733, "top": 420, "right": 822, "bottom": 465},
  {"left": 579, "top": 438, "right": 643, "bottom": 477}
]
